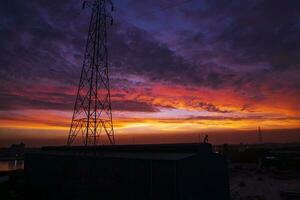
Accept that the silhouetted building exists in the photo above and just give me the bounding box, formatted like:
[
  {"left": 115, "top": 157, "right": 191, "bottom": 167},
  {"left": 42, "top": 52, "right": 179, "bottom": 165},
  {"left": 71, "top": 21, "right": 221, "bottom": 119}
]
[
  {"left": 9, "top": 142, "right": 25, "bottom": 157},
  {"left": 25, "top": 143, "right": 230, "bottom": 200}
]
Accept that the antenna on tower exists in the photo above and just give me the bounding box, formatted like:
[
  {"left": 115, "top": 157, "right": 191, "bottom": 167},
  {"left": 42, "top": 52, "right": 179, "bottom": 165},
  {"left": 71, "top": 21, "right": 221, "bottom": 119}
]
[
  {"left": 67, "top": 0, "right": 115, "bottom": 146},
  {"left": 258, "top": 126, "right": 263, "bottom": 145}
]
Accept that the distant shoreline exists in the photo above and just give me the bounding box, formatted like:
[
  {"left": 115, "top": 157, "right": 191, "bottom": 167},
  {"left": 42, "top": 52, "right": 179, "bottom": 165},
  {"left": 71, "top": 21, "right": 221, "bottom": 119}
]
[{"left": 0, "top": 157, "right": 24, "bottom": 161}]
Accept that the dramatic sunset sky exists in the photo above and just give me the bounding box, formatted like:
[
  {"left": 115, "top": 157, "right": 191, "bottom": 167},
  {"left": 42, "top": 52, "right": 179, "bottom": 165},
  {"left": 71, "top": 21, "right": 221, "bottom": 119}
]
[{"left": 0, "top": 0, "right": 300, "bottom": 146}]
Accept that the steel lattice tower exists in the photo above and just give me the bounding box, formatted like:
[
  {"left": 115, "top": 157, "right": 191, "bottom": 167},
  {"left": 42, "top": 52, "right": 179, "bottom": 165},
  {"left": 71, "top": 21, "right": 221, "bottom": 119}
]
[{"left": 67, "top": 0, "right": 115, "bottom": 146}]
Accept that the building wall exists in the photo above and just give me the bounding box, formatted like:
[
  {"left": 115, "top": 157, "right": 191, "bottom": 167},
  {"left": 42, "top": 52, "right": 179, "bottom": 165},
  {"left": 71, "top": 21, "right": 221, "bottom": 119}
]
[
  {"left": 25, "top": 152, "right": 229, "bottom": 200},
  {"left": 177, "top": 154, "right": 230, "bottom": 200}
]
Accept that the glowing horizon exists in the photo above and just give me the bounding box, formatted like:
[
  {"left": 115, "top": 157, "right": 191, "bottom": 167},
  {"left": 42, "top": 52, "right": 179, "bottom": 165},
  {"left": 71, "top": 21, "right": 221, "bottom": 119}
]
[{"left": 0, "top": 0, "right": 300, "bottom": 146}]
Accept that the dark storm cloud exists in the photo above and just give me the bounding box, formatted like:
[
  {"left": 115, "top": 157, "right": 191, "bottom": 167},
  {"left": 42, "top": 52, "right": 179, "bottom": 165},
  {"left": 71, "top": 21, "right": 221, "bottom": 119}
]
[
  {"left": 113, "top": 100, "right": 159, "bottom": 112},
  {"left": 0, "top": 0, "right": 204, "bottom": 87},
  {"left": 0, "top": 86, "right": 160, "bottom": 112},
  {"left": 216, "top": 0, "right": 300, "bottom": 70},
  {"left": 0, "top": 0, "right": 207, "bottom": 112},
  {"left": 198, "top": 102, "right": 231, "bottom": 113},
  {"left": 167, "top": 0, "right": 300, "bottom": 100},
  {"left": 0, "top": 0, "right": 89, "bottom": 85},
  {"left": 185, "top": 115, "right": 300, "bottom": 121},
  {"left": 180, "top": 0, "right": 300, "bottom": 70},
  {"left": 109, "top": 24, "right": 203, "bottom": 85},
  {"left": 0, "top": 0, "right": 299, "bottom": 112},
  {"left": 0, "top": 84, "right": 74, "bottom": 110}
]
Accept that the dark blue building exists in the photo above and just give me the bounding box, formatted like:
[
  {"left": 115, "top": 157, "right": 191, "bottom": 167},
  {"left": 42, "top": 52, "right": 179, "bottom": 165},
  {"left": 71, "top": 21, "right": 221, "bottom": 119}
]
[{"left": 25, "top": 143, "right": 230, "bottom": 200}]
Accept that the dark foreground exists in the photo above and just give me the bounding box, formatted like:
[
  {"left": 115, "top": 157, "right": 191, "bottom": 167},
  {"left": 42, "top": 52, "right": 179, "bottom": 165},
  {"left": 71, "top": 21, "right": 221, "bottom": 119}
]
[
  {"left": 1, "top": 143, "right": 299, "bottom": 200},
  {"left": 20, "top": 143, "right": 229, "bottom": 200},
  {"left": 27, "top": 143, "right": 229, "bottom": 200}
]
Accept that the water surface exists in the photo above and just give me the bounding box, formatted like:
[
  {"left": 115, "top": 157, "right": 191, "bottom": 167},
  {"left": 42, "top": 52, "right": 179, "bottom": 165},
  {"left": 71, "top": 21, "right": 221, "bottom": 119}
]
[{"left": 0, "top": 160, "right": 24, "bottom": 171}]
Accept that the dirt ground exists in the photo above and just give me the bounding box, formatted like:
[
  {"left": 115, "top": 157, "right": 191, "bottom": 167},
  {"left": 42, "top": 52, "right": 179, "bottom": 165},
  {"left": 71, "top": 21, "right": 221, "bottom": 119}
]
[{"left": 229, "top": 164, "right": 300, "bottom": 200}]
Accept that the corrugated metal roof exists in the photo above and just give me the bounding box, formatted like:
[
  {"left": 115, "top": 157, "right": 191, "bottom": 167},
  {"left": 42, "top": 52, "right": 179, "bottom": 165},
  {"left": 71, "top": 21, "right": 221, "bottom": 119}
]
[
  {"left": 29, "top": 151, "right": 196, "bottom": 160},
  {"left": 101, "top": 152, "right": 196, "bottom": 160}
]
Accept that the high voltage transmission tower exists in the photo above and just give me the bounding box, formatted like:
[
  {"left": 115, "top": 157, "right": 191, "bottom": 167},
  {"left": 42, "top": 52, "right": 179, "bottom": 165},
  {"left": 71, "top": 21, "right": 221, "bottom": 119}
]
[{"left": 67, "top": 0, "right": 115, "bottom": 146}]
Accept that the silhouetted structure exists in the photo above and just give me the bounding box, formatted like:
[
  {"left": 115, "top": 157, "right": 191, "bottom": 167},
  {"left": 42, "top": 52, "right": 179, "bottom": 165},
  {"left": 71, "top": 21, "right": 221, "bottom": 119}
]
[
  {"left": 25, "top": 143, "right": 230, "bottom": 200},
  {"left": 68, "top": 0, "right": 115, "bottom": 146},
  {"left": 258, "top": 126, "right": 263, "bottom": 145},
  {"left": 203, "top": 134, "right": 208, "bottom": 143},
  {"left": 9, "top": 142, "right": 25, "bottom": 157}
]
